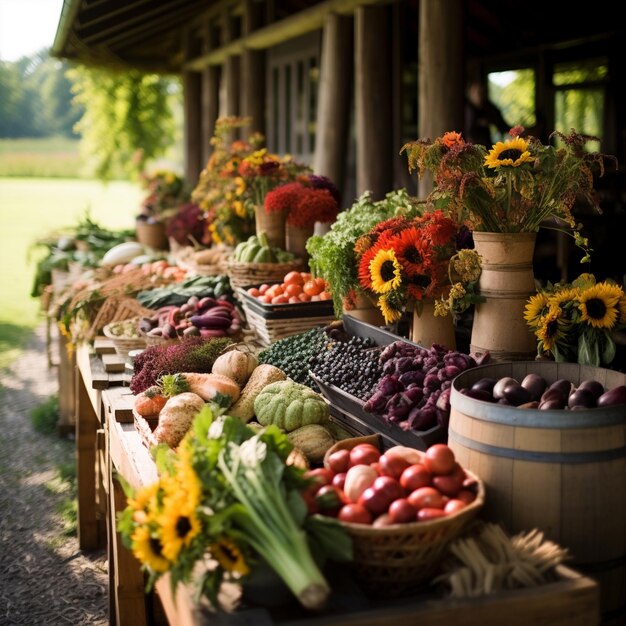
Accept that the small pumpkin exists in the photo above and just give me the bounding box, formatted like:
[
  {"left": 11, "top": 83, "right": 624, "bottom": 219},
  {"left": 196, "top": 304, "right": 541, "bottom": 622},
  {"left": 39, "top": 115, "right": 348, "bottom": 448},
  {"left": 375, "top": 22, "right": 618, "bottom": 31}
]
[
  {"left": 212, "top": 349, "right": 258, "bottom": 387},
  {"left": 254, "top": 380, "right": 329, "bottom": 432}
]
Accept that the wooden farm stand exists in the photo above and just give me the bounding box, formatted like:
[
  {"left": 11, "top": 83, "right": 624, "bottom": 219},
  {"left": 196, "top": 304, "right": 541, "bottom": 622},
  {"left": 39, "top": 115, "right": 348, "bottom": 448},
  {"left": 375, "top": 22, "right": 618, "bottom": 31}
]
[{"left": 73, "top": 339, "right": 602, "bottom": 626}]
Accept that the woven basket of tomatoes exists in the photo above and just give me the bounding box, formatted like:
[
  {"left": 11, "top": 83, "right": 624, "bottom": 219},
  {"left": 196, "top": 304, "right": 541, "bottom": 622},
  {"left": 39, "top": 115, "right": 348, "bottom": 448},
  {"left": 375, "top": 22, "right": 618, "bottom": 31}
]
[
  {"left": 307, "top": 437, "right": 485, "bottom": 598},
  {"left": 225, "top": 258, "right": 304, "bottom": 291}
]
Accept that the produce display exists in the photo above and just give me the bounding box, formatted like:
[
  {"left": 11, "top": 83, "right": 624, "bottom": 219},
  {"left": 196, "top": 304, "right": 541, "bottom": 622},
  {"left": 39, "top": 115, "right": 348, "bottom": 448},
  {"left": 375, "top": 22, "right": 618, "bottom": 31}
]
[
  {"left": 139, "top": 294, "right": 242, "bottom": 340},
  {"left": 461, "top": 374, "right": 626, "bottom": 409},
  {"left": 304, "top": 442, "right": 480, "bottom": 525},
  {"left": 104, "top": 318, "right": 144, "bottom": 339},
  {"left": 363, "top": 341, "right": 480, "bottom": 431},
  {"left": 245, "top": 270, "right": 331, "bottom": 304},
  {"left": 135, "top": 274, "right": 233, "bottom": 308},
  {"left": 309, "top": 335, "right": 384, "bottom": 400},
  {"left": 232, "top": 232, "right": 296, "bottom": 263}
]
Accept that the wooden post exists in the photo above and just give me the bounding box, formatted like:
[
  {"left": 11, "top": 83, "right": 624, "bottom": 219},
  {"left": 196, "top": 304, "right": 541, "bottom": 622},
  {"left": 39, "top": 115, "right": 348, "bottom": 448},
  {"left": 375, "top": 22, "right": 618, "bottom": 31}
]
[
  {"left": 183, "top": 28, "right": 203, "bottom": 184},
  {"left": 418, "top": 0, "right": 464, "bottom": 198},
  {"left": 313, "top": 12, "right": 353, "bottom": 196},
  {"left": 355, "top": 4, "right": 392, "bottom": 200},
  {"left": 241, "top": 0, "right": 266, "bottom": 137},
  {"left": 201, "top": 22, "right": 221, "bottom": 165}
]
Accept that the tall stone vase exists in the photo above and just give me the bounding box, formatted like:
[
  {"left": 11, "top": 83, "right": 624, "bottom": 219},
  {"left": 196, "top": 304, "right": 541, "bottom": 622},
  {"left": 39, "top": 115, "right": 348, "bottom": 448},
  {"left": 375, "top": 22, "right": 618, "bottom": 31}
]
[
  {"left": 254, "top": 204, "right": 286, "bottom": 250},
  {"left": 285, "top": 223, "right": 314, "bottom": 263},
  {"left": 412, "top": 300, "right": 456, "bottom": 350},
  {"left": 470, "top": 232, "right": 537, "bottom": 361}
]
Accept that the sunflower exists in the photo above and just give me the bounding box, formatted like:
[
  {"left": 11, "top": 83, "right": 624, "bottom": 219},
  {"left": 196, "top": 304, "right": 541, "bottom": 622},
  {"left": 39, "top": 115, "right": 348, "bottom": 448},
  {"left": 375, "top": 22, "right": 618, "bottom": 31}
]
[
  {"left": 578, "top": 283, "right": 621, "bottom": 329},
  {"left": 369, "top": 248, "right": 402, "bottom": 294},
  {"left": 536, "top": 307, "right": 569, "bottom": 352},
  {"left": 127, "top": 482, "right": 160, "bottom": 525},
  {"left": 174, "top": 441, "right": 202, "bottom": 508},
  {"left": 159, "top": 497, "right": 201, "bottom": 562},
  {"left": 131, "top": 526, "right": 171, "bottom": 573},
  {"left": 378, "top": 292, "right": 403, "bottom": 324},
  {"left": 441, "top": 131, "right": 464, "bottom": 148},
  {"left": 484, "top": 137, "right": 534, "bottom": 169},
  {"left": 390, "top": 228, "right": 423, "bottom": 276},
  {"left": 234, "top": 176, "right": 246, "bottom": 196},
  {"left": 406, "top": 273, "right": 432, "bottom": 300},
  {"left": 549, "top": 287, "right": 580, "bottom": 309},
  {"left": 357, "top": 243, "right": 380, "bottom": 290},
  {"left": 524, "top": 292, "right": 550, "bottom": 328},
  {"left": 210, "top": 538, "right": 249, "bottom": 576}
]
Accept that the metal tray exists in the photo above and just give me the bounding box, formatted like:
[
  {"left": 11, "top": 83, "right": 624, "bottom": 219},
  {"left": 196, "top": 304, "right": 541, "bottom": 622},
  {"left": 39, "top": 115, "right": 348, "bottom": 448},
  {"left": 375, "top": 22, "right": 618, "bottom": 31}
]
[
  {"left": 237, "top": 285, "right": 335, "bottom": 320},
  {"left": 342, "top": 314, "right": 423, "bottom": 348}
]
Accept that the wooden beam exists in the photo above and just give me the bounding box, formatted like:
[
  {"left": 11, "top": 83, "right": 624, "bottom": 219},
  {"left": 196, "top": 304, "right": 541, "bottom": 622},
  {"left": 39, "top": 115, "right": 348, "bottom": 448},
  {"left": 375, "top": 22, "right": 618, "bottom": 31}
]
[
  {"left": 184, "top": 0, "right": 383, "bottom": 70},
  {"left": 240, "top": 0, "right": 266, "bottom": 136},
  {"left": 183, "top": 30, "right": 204, "bottom": 184},
  {"left": 418, "top": 0, "right": 464, "bottom": 198},
  {"left": 313, "top": 12, "right": 353, "bottom": 195},
  {"left": 355, "top": 4, "right": 392, "bottom": 199}
]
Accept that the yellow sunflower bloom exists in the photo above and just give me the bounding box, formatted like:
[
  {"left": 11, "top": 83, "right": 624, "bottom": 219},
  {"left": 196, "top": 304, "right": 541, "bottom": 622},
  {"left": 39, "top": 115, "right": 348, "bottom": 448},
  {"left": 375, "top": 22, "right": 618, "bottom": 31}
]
[
  {"left": 174, "top": 442, "right": 202, "bottom": 508},
  {"left": 578, "top": 282, "right": 621, "bottom": 329},
  {"left": 127, "top": 482, "right": 160, "bottom": 514},
  {"left": 536, "top": 308, "right": 568, "bottom": 352},
  {"left": 234, "top": 176, "right": 246, "bottom": 196},
  {"left": 210, "top": 538, "right": 249, "bottom": 576},
  {"left": 233, "top": 200, "right": 247, "bottom": 218},
  {"left": 131, "top": 526, "right": 170, "bottom": 573},
  {"left": 378, "top": 292, "right": 403, "bottom": 324},
  {"left": 484, "top": 137, "right": 534, "bottom": 169},
  {"left": 524, "top": 292, "right": 549, "bottom": 328},
  {"left": 549, "top": 287, "right": 580, "bottom": 308},
  {"left": 159, "top": 497, "right": 201, "bottom": 562},
  {"left": 369, "top": 248, "right": 402, "bottom": 294}
]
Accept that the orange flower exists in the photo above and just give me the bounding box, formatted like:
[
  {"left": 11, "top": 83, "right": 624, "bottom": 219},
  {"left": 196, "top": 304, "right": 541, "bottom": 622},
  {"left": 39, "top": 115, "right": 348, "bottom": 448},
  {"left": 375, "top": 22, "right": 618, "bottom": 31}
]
[{"left": 441, "top": 131, "right": 464, "bottom": 148}]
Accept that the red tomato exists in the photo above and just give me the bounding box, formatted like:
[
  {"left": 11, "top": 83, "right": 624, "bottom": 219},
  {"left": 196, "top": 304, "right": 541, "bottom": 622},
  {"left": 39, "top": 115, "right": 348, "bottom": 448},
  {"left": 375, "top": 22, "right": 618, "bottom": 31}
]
[
  {"left": 315, "top": 484, "right": 344, "bottom": 515},
  {"left": 400, "top": 464, "right": 432, "bottom": 492},
  {"left": 407, "top": 486, "right": 446, "bottom": 511},
  {"left": 417, "top": 507, "right": 447, "bottom": 522},
  {"left": 327, "top": 449, "right": 351, "bottom": 474},
  {"left": 338, "top": 503, "right": 372, "bottom": 525},
  {"left": 258, "top": 283, "right": 270, "bottom": 295},
  {"left": 247, "top": 287, "right": 261, "bottom": 297},
  {"left": 372, "top": 513, "right": 393, "bottom": 528},
  {"left": 372, "top": 476, "right": 404, "bottom": 503},
  {"left": 303, "top": 277, "right": 326, "bottom": 296},
  {"left": 298, "top": 292, "right": 311, "bottom": 302},
  {"left": 288, "top": 296, "right": 301, "bottom": 304},
  {"left": 319, "top": 290, "right": 333, "bottom": 300},
  {"left": 349, "top": 444, "right": 381, "bottom": 467},
  {"left": 283, "top": 271, "right": 304, "bottom": 285},
  {"left": 378, "top": 454, "right": 411, "bottom": 479},
  {"left": 305, "top": 468, "right": 334, "bottom": 488},
  {"left": 259, "top": 295, "right": 272, "bottom": 304},
  {"left": 358, "top": 487, "right": 390, "bottom": 516},
  {"left": 444, "top": 499, "right": 467, "bottom": 515},
  {"left": 456, "top": 489, "right": 477, "bottom": 505},
  {"left": 423, "top": 444, "right": 456, "bottom": 475},
  {"left": 332, "top": 472, "right": 347, "bottom": 490},
  {"left": 388, "top": 498, "right": 417, "bottom": 524},
  {"left": 285, "top": 283, "right": 303, "bottom": 297},
  {"left": 432, "top": 463, "right": 465, "bottom": 497},
  {"left": 271, "top": 295, "right": 289, "bottom": 304}
]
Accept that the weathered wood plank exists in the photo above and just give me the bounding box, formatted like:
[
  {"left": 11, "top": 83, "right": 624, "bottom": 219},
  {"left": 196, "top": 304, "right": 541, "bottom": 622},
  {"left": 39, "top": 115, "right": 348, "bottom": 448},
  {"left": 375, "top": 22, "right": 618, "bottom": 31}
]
[
  {"left": 102, "top": 386, "right": 136, "bottom": 423},
  {"left": 102, "top": 352, "right": 126, "bottom": 373}
]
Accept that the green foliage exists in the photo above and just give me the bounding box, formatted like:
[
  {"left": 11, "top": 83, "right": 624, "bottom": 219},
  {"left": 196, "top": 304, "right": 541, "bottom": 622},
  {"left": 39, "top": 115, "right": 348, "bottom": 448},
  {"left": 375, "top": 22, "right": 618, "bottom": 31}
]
[
  {"left": 69, "top": 66, "right": 179, "bottom": 180},
  {"left": 307, "top": 189, "right": 422, "bottom": 316},
  {"left": 30, "top": 394, "right": 59, "bottom": 434}
]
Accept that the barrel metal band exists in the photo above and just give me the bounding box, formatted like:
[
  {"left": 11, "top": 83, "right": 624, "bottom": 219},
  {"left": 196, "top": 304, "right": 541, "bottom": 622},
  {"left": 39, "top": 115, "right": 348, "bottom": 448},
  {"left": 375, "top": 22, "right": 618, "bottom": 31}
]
[
  {"left": 480, "top": 262, "right": 533, "bottom": 271},
  {"left": 448, "top": 430, "right": 626, "bottom": 463}
]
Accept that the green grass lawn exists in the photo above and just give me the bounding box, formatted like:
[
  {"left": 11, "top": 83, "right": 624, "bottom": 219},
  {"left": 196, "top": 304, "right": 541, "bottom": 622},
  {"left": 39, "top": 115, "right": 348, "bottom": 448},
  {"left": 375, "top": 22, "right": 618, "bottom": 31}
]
[
  {"left": 0, "top": 137, "right": 86, "bottom": 178},
  {"left": 0, "top": 177, "right": 142, "bottom": 369}
]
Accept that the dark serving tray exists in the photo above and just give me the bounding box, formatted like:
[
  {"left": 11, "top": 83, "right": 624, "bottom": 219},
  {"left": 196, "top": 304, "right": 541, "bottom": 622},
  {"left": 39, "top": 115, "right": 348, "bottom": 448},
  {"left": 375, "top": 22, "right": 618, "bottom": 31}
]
[
  {"left": 310, "top": 372, "right": 445, "bottom": 451},
  {"left": 342, "top": 314, "right": 423, "bottom": 348},
  {"left": 236, "top": 285, "right": 335, "bottom": 320}
]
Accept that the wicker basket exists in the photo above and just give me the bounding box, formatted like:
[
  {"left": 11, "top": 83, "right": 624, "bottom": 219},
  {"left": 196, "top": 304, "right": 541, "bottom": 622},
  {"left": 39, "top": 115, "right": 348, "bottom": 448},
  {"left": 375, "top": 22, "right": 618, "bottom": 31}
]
[
  {"left": 102, "top": 318, "right": 147, "bottom": 357},
  {"left": 325, "top": 437, "right": 485, "bottom": 598},
  {"left": 225, "top": 258, "right": 304, "bottom": 291}
]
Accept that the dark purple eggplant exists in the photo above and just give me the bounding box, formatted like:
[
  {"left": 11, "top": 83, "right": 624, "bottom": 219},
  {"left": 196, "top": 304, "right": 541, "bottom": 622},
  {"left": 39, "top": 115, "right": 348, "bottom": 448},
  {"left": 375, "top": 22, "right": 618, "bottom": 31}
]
[
  {"left": 540, "top": 387, "right": 567, "bottom": 407},
  {"left": 502, "top": 383, "right": 532, "bottom": 406},
  {"left": 493, "top": 377, "right": 518, "bottom": 400},
  {"left": 539, "top": 399, "right": 566, "bottom": 410},
  {"left": 548, "top": 378, "right": 574, "bottom": 398},
  {"left": 460, "top": 388, "right": 496, "bottom": 402},
  {"left": 577, "top": 379, "right": 605, "bottom": 400},
  {"left": 471, "top": 377, "right": 498, "bottom": 395},
  {"left": 521, "top": 373, "right": 547, "bottom": 401},
  {"left": 518, "top": 401, "right": 540, "bottom": 409},
  {"left": 597, "top": 385, "right": 626, "bottom": 407},
  {"left": 567, "top": 388, "right": 596, "bottom": 409}
]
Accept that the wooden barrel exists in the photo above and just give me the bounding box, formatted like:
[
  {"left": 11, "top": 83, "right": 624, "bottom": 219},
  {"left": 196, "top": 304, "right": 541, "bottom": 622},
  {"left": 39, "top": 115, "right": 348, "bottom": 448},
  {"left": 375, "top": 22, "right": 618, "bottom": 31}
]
[{"left": 448, "top": 361, "right": 626, "bottom": 620}]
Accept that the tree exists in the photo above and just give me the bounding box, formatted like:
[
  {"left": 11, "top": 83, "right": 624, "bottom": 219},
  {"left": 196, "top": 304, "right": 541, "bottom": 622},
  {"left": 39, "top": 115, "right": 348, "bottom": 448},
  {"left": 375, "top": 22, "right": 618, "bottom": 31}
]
[{"left": 69, "top": 66, "right": 178, "bottom": 180}]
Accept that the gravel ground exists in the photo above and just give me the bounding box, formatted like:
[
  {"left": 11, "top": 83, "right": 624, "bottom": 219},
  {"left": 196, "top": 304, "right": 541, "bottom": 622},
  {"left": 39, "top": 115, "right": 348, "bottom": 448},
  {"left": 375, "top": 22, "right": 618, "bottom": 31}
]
[{"left": 0, "top": 325, "right": 108, "bottom": 626}]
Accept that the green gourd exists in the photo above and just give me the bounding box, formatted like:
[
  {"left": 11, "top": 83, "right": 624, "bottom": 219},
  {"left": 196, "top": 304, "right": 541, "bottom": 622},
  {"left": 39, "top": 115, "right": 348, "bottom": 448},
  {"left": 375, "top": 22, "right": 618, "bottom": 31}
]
[{"left": 254, "top": 380, "right": 329, "bottom": 432}]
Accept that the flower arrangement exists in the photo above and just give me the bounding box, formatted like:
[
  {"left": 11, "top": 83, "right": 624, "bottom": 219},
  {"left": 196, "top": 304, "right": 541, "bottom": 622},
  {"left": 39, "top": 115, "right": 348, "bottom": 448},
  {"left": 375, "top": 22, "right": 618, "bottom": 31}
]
[
  {"left": 355, "top": 210, "right": 471, "bottom": 324},
  {"left": 165, "top": 202, "right": 208, "bottom": 246},
  {"left": 264, "top": 175, "right": 341, "bottom": 228},
  {"left": 117, "top": 406, "right": 351, "bottom": 610},
  {"left": 138, "top": 168, "right": 189, "bottom": 223},
  {"left": 306, "top": 190, "right": 422, "bottom": 317},
  {"left": 191, "top": 117, "right": 262, "bottom": 245},
  {"left": 401, "top": 128, "right": 617, "bottom": 261},
  {"left": 524, "top": 273, "right": 626, "bottom": 366}
]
